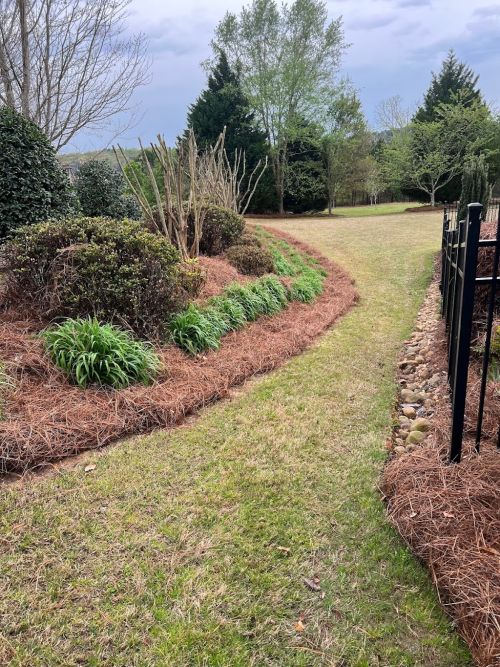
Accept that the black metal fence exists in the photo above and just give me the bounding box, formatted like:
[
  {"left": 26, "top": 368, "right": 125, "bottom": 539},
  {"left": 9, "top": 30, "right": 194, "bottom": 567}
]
[{"left": 440, "top": 200, "right": 500, "bottom": 463}]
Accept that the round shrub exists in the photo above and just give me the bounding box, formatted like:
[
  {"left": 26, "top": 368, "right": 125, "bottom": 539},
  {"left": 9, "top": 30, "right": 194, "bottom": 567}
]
[
  {"left": 198, "top": 205, "right": 245, "bottom": 255},
  {"left": 4, "top": 217, "right": 184, "bottom": 338},
  {"left": 42, "top": 317, "right": 160, "bottom": 389},
  {"left": 225, "top": 244, "right": 274, "bottom": 276},
  {"left": 0, "top": 107, "right": 73, "bottom": 238},
  {"left": 75, "top": 159, "right": 141, "bottom": 220},
  {"left": 234, "top": 230, "right": 262, "bottom": 248}
]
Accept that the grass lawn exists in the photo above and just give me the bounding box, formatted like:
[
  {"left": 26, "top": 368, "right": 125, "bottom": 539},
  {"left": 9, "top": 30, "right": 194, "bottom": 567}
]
[
  {"left": 325, "top": 202, "right": 423, "bottom": 217},
  {"left": 0, "top": 211, "right": 472, "bottom": 666}
]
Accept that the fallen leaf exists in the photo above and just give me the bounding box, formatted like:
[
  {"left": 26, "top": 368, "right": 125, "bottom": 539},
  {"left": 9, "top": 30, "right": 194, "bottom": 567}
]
[
  {"left": 276, "top": 546, "right": 291, "bottom": 554},
  {"left": 409, "top": 511, "right": 417, "bottom": 518},
  {"left": 294, "top": 620, "right": 305, "bottom": 632},
  {"left": 443, "top": 511, "right": 455, "bottom": 518},
  {"left": 303, "top": 577, "right": 321, "bottom": 592},
  {"left": 84, "top": 464, "right": 96, "bottom": 473}
]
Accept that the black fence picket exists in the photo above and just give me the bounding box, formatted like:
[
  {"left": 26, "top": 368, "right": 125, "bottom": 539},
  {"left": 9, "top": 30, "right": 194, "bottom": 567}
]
[{"left": 440, "top": 200, "right": 500, "bottom": 463}]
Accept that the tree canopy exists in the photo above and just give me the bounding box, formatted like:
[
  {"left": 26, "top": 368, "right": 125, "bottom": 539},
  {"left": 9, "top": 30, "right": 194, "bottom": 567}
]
[
  {"left": 210, "top": 0, "right": 347, "bottom": 213},
  {"left": 414, "top": 50, "right": 483, "bottom": 123}
]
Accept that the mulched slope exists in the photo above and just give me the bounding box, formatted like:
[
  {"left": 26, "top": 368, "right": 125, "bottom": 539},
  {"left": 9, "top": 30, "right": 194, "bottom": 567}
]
[
  {"left": 382, "top": 276, "right": 500, "bottom": 667},
  {"left": 0, "top": 229, "right": 357, "bottom": 473}
]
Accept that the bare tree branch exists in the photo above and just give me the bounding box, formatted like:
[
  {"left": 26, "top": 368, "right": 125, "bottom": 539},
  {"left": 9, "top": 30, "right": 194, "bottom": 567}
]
[{"left": 0, "top": 0, "right": 149, "bottom": 149}]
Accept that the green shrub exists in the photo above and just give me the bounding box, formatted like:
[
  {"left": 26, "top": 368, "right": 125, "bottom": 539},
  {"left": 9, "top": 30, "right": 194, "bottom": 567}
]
[
  {"left": 42, "top": 318, "right": 160, "bottom": 389},
  {"left": 169, "top": 304, "right": 221, "bottom": 355},
  {"left": 178, "top": 258, "right": 206, "bottom": 298},
  {"left": 237, "top": 231, "right": 262, "bottom": 248},
  {"left": 0, "top": 107, "right": 73, "bottom": 238},
  {"left": 4, "top": 217, "right": 184, "bottom": 339},
  {"left": 75, "top": 159, "right": 141, "bottom": 220},
  {"left": 207, "top": 296, "right": 247, "bottom": 331},
  {"left": 200, "top": 205, "right": 245, "bottom": 255},
  {"left": 225, "top": 244, "right": 274, "bottom": 276}
]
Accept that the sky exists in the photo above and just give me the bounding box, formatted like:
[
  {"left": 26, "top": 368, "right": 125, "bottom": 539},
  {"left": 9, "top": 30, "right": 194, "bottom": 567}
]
[{"left": 64, "top": 0, "right": 500, "bottom": 152}]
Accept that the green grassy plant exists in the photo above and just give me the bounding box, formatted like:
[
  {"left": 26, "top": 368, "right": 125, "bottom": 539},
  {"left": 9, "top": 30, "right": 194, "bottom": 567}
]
[
  {"left": 42, "top": 318, "right": 160, "bottom": 389},
  {"left": 208, "top": 296, "right": 247, "bottom": 331},
  {"left": 169, "top": 305, "right": 221, "bottom": 355}
]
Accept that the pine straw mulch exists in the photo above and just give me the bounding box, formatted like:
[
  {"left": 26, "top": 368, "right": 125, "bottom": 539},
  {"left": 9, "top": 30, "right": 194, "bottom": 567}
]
[
  {"left": 0, "top": 228, "right": 357, "bottom": 475},
  {"left": 382, "top": 275, "right": 500, "bottom": 667}
]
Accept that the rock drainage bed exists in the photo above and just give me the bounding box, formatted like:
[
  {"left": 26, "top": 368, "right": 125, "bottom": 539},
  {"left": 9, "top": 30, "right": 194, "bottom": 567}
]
[{"left": 382, "top": 274, "right": 500, "bottom": 667}]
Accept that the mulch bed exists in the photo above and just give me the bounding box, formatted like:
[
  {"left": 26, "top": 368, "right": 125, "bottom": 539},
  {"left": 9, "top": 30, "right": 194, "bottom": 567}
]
[
  {"left": 382, "top": 275, "right": 500, "bottom": 667},
  {"left": 0, "top": 228, "right": 357, "bottom": 474}
]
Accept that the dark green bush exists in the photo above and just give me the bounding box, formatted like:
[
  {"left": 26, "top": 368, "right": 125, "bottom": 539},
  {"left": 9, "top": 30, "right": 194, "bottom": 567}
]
[
  {"left": 0, "top": 107, "right": 73, "bottom": 238},
  {"left": 5, "top": 217, "right": 184, "bottom": 338},
  {"left": 198, "top": 205, "right": 245, "bottom": 255},
  {"left": 75, "top": 159, "right": 141, "bottom": 220},
  {"left": 42, "top": 318, "right": 160, "bottom": 389},
  {"left": 225, "top": 244, "right": 274, "bottom": 276}
]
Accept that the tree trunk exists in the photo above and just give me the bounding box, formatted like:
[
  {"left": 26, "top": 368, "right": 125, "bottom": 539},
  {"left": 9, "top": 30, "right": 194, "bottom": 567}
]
[
  {"left": 430, "top": 190, "right": 436, "bottom": 207},
  {"left": 18, "top": 0, "right": 31, "bottom": 118}
]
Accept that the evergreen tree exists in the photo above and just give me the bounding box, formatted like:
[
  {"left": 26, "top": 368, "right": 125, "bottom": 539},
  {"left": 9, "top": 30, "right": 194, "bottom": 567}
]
[
  {"left": 75, "top": 160, "right": 141, "bottom": 219},
  {"left": 458, "top": 155, "right": 490, "bottom": 221},
  {"left": 185, "top": 50, "right": 276, "bottom": 212},
  {"left": 415, "top": 50, "right": 483, "bottom": 123},
  {"left": 0, "top": 106, "right": 73, "bottom": 238},
  {"left": 284, "top": 120, "right": 327, "bottom": 213}
]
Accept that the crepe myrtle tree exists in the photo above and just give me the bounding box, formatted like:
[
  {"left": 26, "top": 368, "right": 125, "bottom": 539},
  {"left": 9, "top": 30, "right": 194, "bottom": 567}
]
[{"left": 211, "top": 0, "right": 347, "bottom": 214}]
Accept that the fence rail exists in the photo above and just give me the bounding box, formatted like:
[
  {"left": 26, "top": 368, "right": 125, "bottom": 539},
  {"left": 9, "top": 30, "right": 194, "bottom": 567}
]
[{"left": 440, "top": 201, "right": 500, "bottom": 463}]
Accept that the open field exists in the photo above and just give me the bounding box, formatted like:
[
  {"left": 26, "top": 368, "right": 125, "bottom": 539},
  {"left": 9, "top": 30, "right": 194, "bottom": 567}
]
[
  {"left": 325, "top": 202, "right": 424, "bottom": 217},
  {"left": 0, "top": 211, "right": 472, "bottom": 666}
]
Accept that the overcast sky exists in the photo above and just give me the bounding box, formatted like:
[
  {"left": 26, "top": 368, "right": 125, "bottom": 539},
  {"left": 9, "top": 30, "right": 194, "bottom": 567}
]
[{"left": 65, "top": 0, "right": 500, "bottom": 152}]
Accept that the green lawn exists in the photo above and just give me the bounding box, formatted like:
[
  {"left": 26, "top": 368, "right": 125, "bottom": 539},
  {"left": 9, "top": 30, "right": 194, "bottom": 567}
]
[
  {"left": 0, "top": 211, "right": 471, "bottom": 666},
  {"left": 326, "top": 202, "right": 423, "bottom": 217}
]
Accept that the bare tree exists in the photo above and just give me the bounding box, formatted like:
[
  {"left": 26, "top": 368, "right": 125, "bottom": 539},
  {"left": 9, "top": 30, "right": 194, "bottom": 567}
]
[
  {"left": 0, "top": 0, "right": 149, "bottom": 150},
  {"left": 197, "top": 128, "right": 268, "bottom": 216},
  {"left": 116, "top": 129, "right": 267, "bottom": 258},
  {"left": 376, "top": 95, "right": 413, "bottom": 132}
]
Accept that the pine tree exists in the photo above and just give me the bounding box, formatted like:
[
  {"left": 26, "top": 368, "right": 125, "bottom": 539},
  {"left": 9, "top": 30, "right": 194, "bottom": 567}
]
[
  {"left": 458, "top": 155, "right": 490, "bottom": 222},
  {"left": 415, "top": 50, "right": 483, "bottom": 122},
  {"left": 185, "top": 50, "right": 276, "bottom": 212},
  {"left": 186, "top": 51, "right": 266, "bottom": 160}
]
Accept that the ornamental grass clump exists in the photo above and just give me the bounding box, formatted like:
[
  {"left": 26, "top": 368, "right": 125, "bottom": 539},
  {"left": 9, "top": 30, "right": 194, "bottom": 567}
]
[
  {"left": 169, "top": 305, "right": 221, "bottom": 355},
  {"left": 223, "top": 283, "right": 265, "bottom": 321},
  {"left": 42, "top": 318, "right": 160, "bottom": 389},
  {"left": 269, "top": 246, "right": 296, "bottom": 276},
  {"left": 288, "top": 269, "right": 325, "bottom": 303},
  {"left": 207, "top": 296, "right": 247, "bottom": 331}
]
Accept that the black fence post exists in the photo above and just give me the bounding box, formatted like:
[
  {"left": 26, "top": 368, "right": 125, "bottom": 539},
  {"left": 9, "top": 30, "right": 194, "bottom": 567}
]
[{"left": 449, "top": 203, "right": 483, "bottom": 463}]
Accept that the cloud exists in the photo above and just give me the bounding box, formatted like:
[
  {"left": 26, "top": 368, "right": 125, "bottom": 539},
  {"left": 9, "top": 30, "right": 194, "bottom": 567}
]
[
  {"left": 392, "top": 20, "right": 421, "bottom": 36},
  {"left": 472, "top": 4, "right": 500, "bottom": 16},
  {"left": 396, "top": 0, "right": 431, "bottom": 6},
  {"left": 347, "top": 14, "right": 397, "bottom": 30}
]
